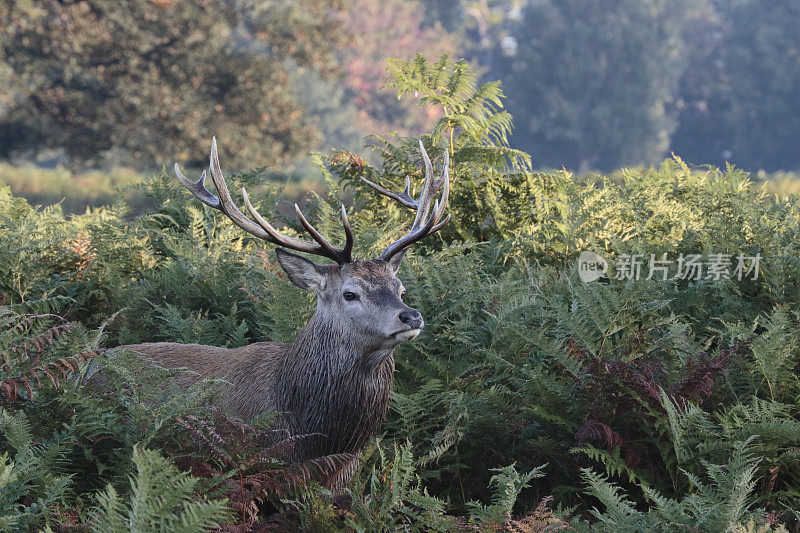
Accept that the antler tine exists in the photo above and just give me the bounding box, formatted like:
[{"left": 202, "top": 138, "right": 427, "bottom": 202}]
[
  {"left": 360, "top": 140, "right": 443, "bottom": 216},
  {"left": 176, "top": 138, "right": 353, "bottom": 264},
  {"left": 375, "top": 142, "right": 451, "bottom": 261},
  {"left": 339, "top": 204, "right": 354, "bottom": 260},
  {"left": 379, "top": 207, "right": 451, "bottom": 260},
  {"left": 433, "top": 148, "right": 450, "bottom": 221},
  {"left": 293, "top": 203, "right": 350, "bottom": 261},
  {"left": 361, "top": 174, "right": 415, "bottom": 209},
  {"left": 241, "top": 189, "right": 323, "bottom": 253},
  {"left": 411, "top": 141, "right": 448, "bottom": 230},
  {"left": 202, "top": 137, "right": 275, "bottom": 241},
  {"left": 174, "top": 166, "right": 221, "bottom": 209}
]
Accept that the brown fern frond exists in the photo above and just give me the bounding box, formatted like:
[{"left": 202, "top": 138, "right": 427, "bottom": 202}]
[
  {"left": 506, "top": 496, "right": 570, "bottom": 532},
  {"left": 42, "top": 367, "right": 60, "bottom": 389},
  {"left": 202, "top": 418, "right": 230, "bottom": 448},
  {"left": 175, "top": 416, "right": 233, "bottom": 467},
  {"left": 29, "top": 369, "right": 41, "bottom": 388},
  {"left": 65, "top": 231, "right": 97, "bottom": 280},
  {"left": 243, "top": 433, "right": 326, "bottom": 468},
  {"left": 249, "top": 426, "right": 292, "bottom": 447},
  {"left": 0, "top": 348, "right": 101, "bottom": 403},
  {"left": 18, "top": 375, "right": 33, "bottom": 399},
  {"left": 60, "top": 358, "right": 75, "bottom": 373},
  {"left": 173, "top": 455, "right": 227, "bottom": 480},
  {"left": 218, "top": 412, "right": 259, "bottom": 436},
  {"left": 294, "top": 452, "right": 357, "bottom": 484},
  {"left": 56, "top": 362, "right": 70, "bottom": 380},
  {"left": 669, "top": 335, "right": 755, "bottom": 404},
  {"left": 2, "top": 321, "right": 81, "bottom": 377},
  {"left": 174, "top": 409, "right": 353, "bottom": 526},
  {"left": 4, "top": 313, "right": 67, "bottom": 334},
  {"left": 68, "top": 348, "right": 105, "bottom": 365},
  {"left": 8, "top": 323, "right": 78, "bottom": 358},
  {"left": 576, "top": 419, "right": 623, "bottom": 449},
  {"left": 208, "top": 408, "right": 289, "bottom": 444},
  {"left": 243, "top": 467, "right": 308, "bottom": 501},
  {"left": 1, "top": 379, "right": 18, "bottom": 401}
]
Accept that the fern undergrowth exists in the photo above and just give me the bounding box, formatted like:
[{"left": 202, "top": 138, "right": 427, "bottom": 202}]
[{"left": 0, "top": 55, "right": 798, "bottom": 531}]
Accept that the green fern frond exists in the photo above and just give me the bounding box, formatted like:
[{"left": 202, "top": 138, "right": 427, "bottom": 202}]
[{"left": 89, "top": 446, "right": 229, "bottom": 532}]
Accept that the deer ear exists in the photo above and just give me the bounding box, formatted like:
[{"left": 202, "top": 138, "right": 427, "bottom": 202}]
[
  {"left": 386, "top": 249, "right": 407, "bottom": 274},
  {"left": 275, "top": 248, "right": 326, "bottom": 292}
]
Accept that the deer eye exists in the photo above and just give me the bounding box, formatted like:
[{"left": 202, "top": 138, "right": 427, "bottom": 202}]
[
  {"left": 343, "top": 291, "right": 359, "bottom": 301},
  {"left": 400, "top": 291, "right": 406, "bottom": 300}
]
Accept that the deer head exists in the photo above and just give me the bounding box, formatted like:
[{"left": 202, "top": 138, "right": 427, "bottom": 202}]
[{"left": 174, "top": 139, "right": 450, "bottom": 351}]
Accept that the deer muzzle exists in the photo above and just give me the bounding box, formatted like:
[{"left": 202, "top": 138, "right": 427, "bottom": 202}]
[{"left": 398, "top": 309, "right": 423, "bottom": 330}]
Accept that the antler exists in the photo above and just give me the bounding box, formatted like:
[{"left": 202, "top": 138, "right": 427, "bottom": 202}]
[
  {"left": 361, "top": 141, "right": 450, "bottom": 261},
  {"left": 175, "top": 137, "right": 353, "bottom": 264}
]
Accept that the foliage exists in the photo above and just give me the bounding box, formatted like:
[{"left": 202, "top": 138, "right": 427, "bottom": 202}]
[
  {"left": 338, "top": 0, "right": 455, "bottom": 139},
  {"left": 0, "top": 0, "right": 346, "bottom": 167},
  {"left": 285, "top": 442, "right": 559, "bottom": 532},
  {"left": 571, "top": 439, "right": 776, "bottom": 532},
  {"left": 670, "top": 0, "right": 800, "bottom": 171},
  {"left": 88, "top": 446, "right": 230, "bottom": 532},
  {"left": 0, "top": 310, "right": 99, "bottom": 403},
  {"left": 0, "top": 55, "right": 798, "bottom": 531},
  {"left": 175, "top": 408, "right": 355, "bottom": 528},
  {"left": 4, "top": 0, "right": 800, "bottom": 174},
  {"left": 342, "top": 441, "right": 454, "bottom": 531},
  {"left": 497, "top": 0, "right": 689, "bottom": 172},
  {"left": 424, "top": 0, "right": 800, "bottom": 173},
  {"left": 0, "top": 409, "right": 73, "bottom": 530},
  {"left": 327, "top": 54, "right": 535, "bottom": 248},
  {"left": 464, "top": 463, "right": 549, "bottom": 528}
]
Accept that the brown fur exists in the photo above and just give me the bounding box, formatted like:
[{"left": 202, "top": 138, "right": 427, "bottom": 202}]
[
  {"left": 149, "top": 138, "right": 448, "bottom": 489},
  {"left": 119, "top": 257, "right": 417, "bottom": 489}
]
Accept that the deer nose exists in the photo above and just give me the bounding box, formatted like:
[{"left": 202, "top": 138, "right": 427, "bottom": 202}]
[{"left": 399, "top": 309, "right": 423, "bottom": 329}]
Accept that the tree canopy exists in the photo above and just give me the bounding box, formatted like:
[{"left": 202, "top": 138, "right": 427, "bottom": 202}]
[
  {"left": 671, "top": 0, "right": 800, "bottom": 171},
  {"left": 498, "top": 0, "right": 688, "bottom": 172},
  {"left": 0, "top": 0, "right": 347, "bottom": 167},
  {"left": 1, "top": 0, "right": 799, "bottom": 173}
]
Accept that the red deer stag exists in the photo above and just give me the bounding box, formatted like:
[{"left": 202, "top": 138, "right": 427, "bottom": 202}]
[{"left": 122, "top": 138, "right": 449, "bottom": 488}]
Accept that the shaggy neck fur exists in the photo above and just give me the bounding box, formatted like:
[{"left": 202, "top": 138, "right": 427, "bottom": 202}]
[{"left": 274, "top": 310, "right": 396, "bottom": 459}]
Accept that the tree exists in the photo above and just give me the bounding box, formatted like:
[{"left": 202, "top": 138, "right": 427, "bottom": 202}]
[
  {"left": 418, "top": 0, "right": 527, "bottom": 76},
  {"left": 499, "top": 0, "right": 689, "bottom": 172},
  {"left": 0, "top": 0, "right": 346, "bottom": 167},
  {"left": 338, "top": 0, "right": 455, "bottom": 138},
  {"left": 665, "top": 2, "right": 726, "bottom": 167},
  {"left": 670, "top": 0, "right": 800, "bottom": 171}
]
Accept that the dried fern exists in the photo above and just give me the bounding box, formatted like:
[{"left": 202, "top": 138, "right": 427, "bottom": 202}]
[
  {"left": 0, "top": 310, "right": 100, "bottom": 402},
  {"left": 175, "top": 408, "right": 356, "bottom": 527}
]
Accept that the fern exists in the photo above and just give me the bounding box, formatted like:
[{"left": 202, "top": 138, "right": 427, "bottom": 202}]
[
  {"left": 575, "top": 441, "right": 770, "bottom": 532},
  {"left": 0, "top": 409, "right": 73, "bottom": 530},
  {"left": 88, "top": 446, "right": 230, "bottom": 532},
  {"left": 0, "top": 310, "right": 101, "bottom": 402},
  {"left": 0, "top": 55, "right": 799, "bottom": 531},
  {"left": 341, "top": 441, "right": 453, "bottom": 532},
  {"left": 466, "top": 463, "right": 546, "bottom": 525},
  {"left": 174, "top": 408, "right": 355, "bottom": 527}
]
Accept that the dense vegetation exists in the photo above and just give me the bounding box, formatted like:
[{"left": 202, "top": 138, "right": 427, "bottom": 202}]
[
  {"left": 0, "top": 56, "right": 798, "bottom": 531},
  {"left": 0, "top": 0, "right": 348, "bottom": 167},
  {"left": 3, "top": 0, "right": 800, "bottom": 173}
]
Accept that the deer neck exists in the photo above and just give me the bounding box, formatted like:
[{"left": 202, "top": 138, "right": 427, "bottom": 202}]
[
  {"left": 283, "top": 312, "right": 395, "bottom": 374},
  {"left": 275, "top": 311, "right": 396, "bottom": 455}
]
